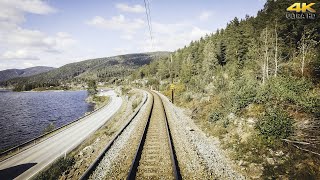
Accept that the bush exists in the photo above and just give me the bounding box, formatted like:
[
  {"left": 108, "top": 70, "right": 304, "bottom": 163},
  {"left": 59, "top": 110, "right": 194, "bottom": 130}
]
[
  {"left": 255, "top": 76, "right": 313, "bottom": 105},
  {"left": 230, "top": 77, "right": 258, "bottom": 112},
  {"left": 34, "top": 157, "right": 74, "bottom": 180},
  {"left": 256, "top": 108, "right": 293, "bottom": 139},
  {"left": 43, "top": 122, "right": 55, "bottom": 134},
  {"left": 208, "top": 111, "right": 224, "bottom": 123}
]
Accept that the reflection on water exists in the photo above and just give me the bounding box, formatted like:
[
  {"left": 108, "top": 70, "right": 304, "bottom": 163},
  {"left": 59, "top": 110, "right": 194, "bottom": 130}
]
[{"left": 0, "top": 90, "right": 94, "bottom": 151}]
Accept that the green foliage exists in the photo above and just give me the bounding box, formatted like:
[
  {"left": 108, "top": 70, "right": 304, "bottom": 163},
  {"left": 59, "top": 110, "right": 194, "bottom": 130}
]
[
  {"left": 4, "top": 52, "right": 170, "bottom": 90},
  {"left": 127, "top": 1, "right": 320, "bottom": 179},
  {"left": 256, "top": 108, "right": 293, "bottom": 139},
  {"left": 208, "top": 111, "right": 223, "bottom": 123},
  {"left": 255, "top": 76, "right": 319, "bottom": 113},
  {"left": 230, "top": 77, "right": 258, "bottom": 112},
  {"left": 87, "top": 80, "right": 97, "bottom": 95},
  {"left": 43, "top": 122, "right": 55, "bottom": 134},
  {"left": 93, "top": 95, "right": 109, "bottom": 105},
  {"left": 34, "top": 157, "right": 74, "bottom": 180}
]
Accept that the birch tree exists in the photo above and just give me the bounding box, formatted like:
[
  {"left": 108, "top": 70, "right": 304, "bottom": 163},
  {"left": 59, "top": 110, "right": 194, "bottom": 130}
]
[
  {"left": 298, "top": 28, "right": 317, "bottom": 77},
  {"left": 274, "top": 23, "right": 279, "bottom": 77}
]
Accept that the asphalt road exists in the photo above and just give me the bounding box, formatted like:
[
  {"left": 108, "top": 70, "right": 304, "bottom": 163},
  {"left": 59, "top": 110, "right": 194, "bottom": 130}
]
[{"left": 0, "top": 90, "right": 122, "bottom": 180}]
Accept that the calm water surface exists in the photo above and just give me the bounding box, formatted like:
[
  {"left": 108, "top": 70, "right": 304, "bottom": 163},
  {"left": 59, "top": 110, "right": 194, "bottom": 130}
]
[{"left": 0, "top": 90, "right": 94, "bottom": 151}]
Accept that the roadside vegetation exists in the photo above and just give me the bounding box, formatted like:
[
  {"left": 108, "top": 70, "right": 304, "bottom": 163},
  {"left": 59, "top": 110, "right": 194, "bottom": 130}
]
[
  {"left": 42, "top": 123, "right": 55, "bottom": 134},
  {"left": 33, "top": 156, "right": 75, "bottom": 180},
  {"left": 85, "top": 80, "right": 110, "bottom": 110},
  {"left": 130, "top": 0, "right": 320, "bottom": 178},
  {"left": 32, "top": 89, "right": 143, "bottom": 180}
]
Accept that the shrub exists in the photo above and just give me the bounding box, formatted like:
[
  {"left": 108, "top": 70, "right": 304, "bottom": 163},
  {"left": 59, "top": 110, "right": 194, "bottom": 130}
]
[
  {"left": 256, "top": 108, "right": 293, "bottom": 139},
  {"left": 208, "top": 111, "right": 224, "bottom": 123},
  {"left": 43, "top": 122, "right": 55, "bottom": 134},
  {"left": 230, "top": 77, "right": 258, "bottom": 112},
  {"left": 255, "top": 76, "right": 313, "bottom": 106},
  {"left": 34, "top": 156, "right": 74, "bottom": 180}
]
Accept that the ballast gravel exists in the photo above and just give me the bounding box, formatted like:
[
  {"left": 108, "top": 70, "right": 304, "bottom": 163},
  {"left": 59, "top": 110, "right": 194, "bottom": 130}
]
[
  {"left": 157, "top": 91, "right": 245, "bottom": 180},
  {"left": 89, "top": 92, "right": 152, "bottom": 179}
]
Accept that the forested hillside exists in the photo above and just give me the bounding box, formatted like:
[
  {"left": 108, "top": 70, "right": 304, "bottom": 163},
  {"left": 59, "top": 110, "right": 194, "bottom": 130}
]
[
  {"left": 2, "top": 52, "right": 169, "bottom": 91},
  {"left": 131, "top": 0, "right": 320, "bottom": 178},
  {"left": 0, "top": 66, "right": 55, "bottom": 82}
]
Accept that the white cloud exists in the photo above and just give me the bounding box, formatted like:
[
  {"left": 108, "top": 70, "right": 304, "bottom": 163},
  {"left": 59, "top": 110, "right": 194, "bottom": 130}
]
[
  {"left": 1, "top": 49, "right": 39, "bottom": 60},
  {"left": 140, "top": 22, "right": 210, "bottom": 52},
  {"left": 0, "top": 0, "right": 76, "bottom": 69},
  {"left": 199, "top": 11, "right": 212, "bottom": 21},
  {"left": 87, "top": 15, "right": 145, "bottom": 33},
  {"left": 0, "top": 0, "right": 55, "bottom": 24},
  {"left": 116, "top": 3, "right": 145, "bottom": 13},
  {"left": 0, "top": 27, "right": 76, "bottom": 54}
]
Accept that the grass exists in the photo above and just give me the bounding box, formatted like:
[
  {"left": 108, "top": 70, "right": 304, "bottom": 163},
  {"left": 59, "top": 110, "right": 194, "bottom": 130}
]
[
  {"left": 158, "top": 75, "right": 320, "bottom": 179},
  {"left": 42, "top": 123, "right": 55, "bottom": 134},
  {"left": 86, "top": 94, "right": 110, "bottom": 110},
  {"left": 132, "top": 94, "right": 142, "bottom": 110},
  {"left": 31, "top": 90, "right": 143, "bottom": 179},
  {"left": 33, "top": 156, "right": 75, "bottom": 180}
]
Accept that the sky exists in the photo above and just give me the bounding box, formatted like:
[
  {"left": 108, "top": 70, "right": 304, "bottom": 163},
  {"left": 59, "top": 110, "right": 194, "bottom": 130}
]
[{"left": 0, "top": 0, "right": 266, "bottom": 70}]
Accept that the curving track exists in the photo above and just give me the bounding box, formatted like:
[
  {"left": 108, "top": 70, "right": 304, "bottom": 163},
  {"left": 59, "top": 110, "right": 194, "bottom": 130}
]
[{"left": 84, "top": 91, "right": 181, "bottom": 179}]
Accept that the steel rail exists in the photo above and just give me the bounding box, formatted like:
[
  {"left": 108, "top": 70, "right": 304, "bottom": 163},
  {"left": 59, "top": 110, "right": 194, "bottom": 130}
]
[
  {"left": 80, "top": 92, "right": 148, "bottom": 180},
  {"left": 126, "top": 91, "right": 181, "bottom": 180}
]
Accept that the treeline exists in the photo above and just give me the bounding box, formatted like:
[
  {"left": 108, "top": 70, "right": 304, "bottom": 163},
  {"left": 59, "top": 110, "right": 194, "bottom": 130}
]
[
  {"left": 2, "top": 52, "right": 170, "bottom": 91},
  {"left": 132, "top": 0, "right": 320, "bottom": 178},
  {"left": 135, "top": 1, "right": 319, "bottom": 87}
]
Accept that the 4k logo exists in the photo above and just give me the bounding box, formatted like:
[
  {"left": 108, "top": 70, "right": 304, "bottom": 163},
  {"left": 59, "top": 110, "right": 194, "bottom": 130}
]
[{"left": 287, "top": 3, "right": 316, "bottom": 13}]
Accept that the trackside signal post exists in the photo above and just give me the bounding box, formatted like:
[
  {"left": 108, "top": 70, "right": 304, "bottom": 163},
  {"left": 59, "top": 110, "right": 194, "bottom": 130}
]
[{"left": 170, "top": 84, "right": 175, "bottom": 104}]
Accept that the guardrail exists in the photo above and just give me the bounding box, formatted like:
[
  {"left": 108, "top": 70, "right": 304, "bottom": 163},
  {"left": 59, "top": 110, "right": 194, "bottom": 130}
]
[{"left": 0, "top": 94, "right": 113, "bottom": 161}]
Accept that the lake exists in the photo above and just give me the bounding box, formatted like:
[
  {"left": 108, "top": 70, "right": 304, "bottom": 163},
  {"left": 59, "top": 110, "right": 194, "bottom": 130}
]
[{"left": 0, "top": 90, "right": 94, "bottom": 151}]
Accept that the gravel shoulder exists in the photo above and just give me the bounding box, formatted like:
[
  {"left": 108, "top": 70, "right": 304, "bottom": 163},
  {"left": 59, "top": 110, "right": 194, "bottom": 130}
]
[
  {"left": 156, "top": 91, "right": 245, "bottom": 180},
  {"left": 59, "top": 89, "right": 146, "bottom": 180},
  {"left": 89, "top": 91, "right": 153, "bottom": 179}
]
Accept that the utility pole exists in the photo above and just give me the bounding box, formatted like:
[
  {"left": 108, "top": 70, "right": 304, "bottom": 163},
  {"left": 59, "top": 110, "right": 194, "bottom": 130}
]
[{"left": 170, "top": 55, "right": 174, "bottom": 104}]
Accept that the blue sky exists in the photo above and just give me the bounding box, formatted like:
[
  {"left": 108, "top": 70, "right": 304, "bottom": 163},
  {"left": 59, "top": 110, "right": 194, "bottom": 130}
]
[{"left": 0, "top": 0, "right": 266, "bottom": 70}]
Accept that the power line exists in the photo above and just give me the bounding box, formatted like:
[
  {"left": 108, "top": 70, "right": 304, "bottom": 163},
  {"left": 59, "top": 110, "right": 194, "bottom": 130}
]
[
  {"left": 143, "top": 0, "right": 153, "bottom": 49},
  {"left": 146, "top": 0, "right": 153, "bottom": 37}
]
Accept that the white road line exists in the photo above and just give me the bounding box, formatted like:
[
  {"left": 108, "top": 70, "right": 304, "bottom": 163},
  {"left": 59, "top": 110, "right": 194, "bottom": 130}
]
[{"left": 0, "top": 90, "right": 122, "bottom": 180}]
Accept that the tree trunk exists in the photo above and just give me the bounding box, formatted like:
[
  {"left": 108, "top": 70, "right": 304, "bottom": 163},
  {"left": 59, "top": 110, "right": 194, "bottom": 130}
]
[
  {"left": 274, "top": 25, "right": 278, "bottom": 77},
  {"left": 265, "top": 28, "right": 269, "bottom": 79},
  {"left": 262, "top": 62, "right": 266, "bottom": 84},
  {"left": 302, "top": 46, "right": 305, "bottom": 76}
]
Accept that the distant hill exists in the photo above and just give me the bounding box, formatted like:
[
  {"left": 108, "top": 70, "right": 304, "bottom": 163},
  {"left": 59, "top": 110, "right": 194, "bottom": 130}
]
[
  {"left": 2, "top": 52, "right": 170, "bottom": 90},
  {"left": 0, "top": 66, "right": 55, "bottom": 82}
]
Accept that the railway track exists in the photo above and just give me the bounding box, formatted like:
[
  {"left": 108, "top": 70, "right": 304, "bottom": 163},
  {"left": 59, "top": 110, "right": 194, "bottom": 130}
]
[
  {"left": 81, "top": 91, "right": 181, "bottom": 179},
  {"left": 128, "top": 91, "right": 181, "bottom": 179}
]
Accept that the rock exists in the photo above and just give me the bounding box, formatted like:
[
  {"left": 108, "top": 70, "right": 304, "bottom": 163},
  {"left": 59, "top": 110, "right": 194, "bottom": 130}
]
[
  {"left": 69, "top": 169, "right": 75, "bottom": 175},
  {"left": 60, "top": 175, "right": 67, "bottom": 180},
  {"left": 275, "top": 150, "right": 284, "bottom": 156},
  {"left": 266, "top": 157, "right": 275, "bottom": 165},
  {"left": 186, "top": 126, "right": 195, "bottom": 131},
  {"left": 268, "top": 149, "right": 275, "bottom": 156},
  {"left": 78, "top": 151, "right": 83, "bottom": 157},
  {"left": 227, "top": 113, "right": 236, "bottom": 120},
  {"left": 238, "top": 160, "right": 244, "bottom": 166},
  {"left": 83, "top": 146, "right": 93, "bottom": 154},
  {"left": 247, "top": 117, "right": 255, "bottom": 125},
  {"left": 248, "top": 163, "right": 263, "bottom": 179}
]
